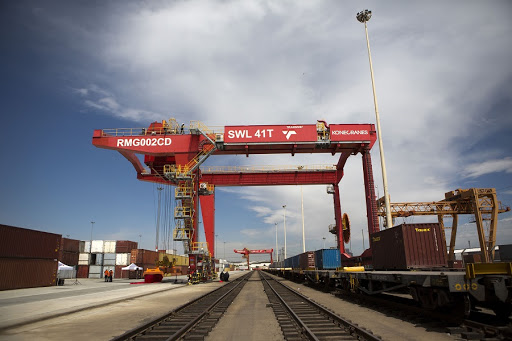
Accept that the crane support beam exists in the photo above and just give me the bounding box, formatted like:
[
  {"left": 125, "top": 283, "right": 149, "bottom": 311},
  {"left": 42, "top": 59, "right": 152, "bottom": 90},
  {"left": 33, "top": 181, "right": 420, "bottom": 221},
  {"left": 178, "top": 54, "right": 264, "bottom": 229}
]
[
  {"left": 199, "top": 193, "right": 215, "bottom": 258},
  {"left": 201, "top": 170, "right": 339, "bottom": 186}
]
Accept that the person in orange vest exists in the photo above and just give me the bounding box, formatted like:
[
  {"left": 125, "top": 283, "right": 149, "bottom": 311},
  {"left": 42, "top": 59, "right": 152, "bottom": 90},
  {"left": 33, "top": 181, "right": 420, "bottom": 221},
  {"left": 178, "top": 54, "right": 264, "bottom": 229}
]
[
  {"left": 104, "top": 269, "right": 109, "bottom": 282},
  {"left": 109, "top": 269, "right": 113, "bottom": 282}
]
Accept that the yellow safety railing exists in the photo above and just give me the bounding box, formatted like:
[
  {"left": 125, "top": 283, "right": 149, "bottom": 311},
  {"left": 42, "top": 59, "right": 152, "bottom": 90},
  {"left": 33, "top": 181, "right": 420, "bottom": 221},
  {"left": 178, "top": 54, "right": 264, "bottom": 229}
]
[
  {"left": 200, "top": 164, "right": 337, "bottom": 173},
  {"left": 190, "top": 242, "right": 211, "bottom": 255},
  {"left": 173, "top": 227, "right": 194, "bottom": 240},
  {"left": 175, "top": 185, "right": 194, "bottom": 198},
  {"left": 174, "top": 207, "right": 194, "bottom": 218}
]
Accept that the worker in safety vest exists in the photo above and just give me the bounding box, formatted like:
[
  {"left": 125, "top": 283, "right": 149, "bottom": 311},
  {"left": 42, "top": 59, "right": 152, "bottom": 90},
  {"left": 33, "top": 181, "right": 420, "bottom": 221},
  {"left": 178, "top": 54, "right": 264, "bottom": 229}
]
[
  {"left": 104, "top": 269, "right": 109, "bottom": 282},
  {"left": 109, "top": 269, "right": 113, "bottom": 282}
]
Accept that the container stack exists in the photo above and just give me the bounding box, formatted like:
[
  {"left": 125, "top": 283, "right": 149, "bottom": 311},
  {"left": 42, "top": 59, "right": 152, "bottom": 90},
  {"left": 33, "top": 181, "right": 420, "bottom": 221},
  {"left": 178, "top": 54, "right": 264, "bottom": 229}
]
[
  {"left": 59, "top": 237, "right": 80, "bottom": 266},
  {"left": 0, "top": 224, "right": 60, "bottom": 290},
  {"left": 76, "top": 240, "right": 138, "bottom": 278}
]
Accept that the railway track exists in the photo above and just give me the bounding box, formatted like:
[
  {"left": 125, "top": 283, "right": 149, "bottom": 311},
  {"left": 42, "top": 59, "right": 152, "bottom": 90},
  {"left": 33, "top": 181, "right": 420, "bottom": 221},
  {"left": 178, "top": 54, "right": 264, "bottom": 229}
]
[
  {"left": 331, "top": 286, "right": 512, "bottom": 340},
  {"left": 111, "top": 272, "right": 252, "bottom": 341},
  {"left": 260, "top": 271, "right": 382, "bottom": 341}
]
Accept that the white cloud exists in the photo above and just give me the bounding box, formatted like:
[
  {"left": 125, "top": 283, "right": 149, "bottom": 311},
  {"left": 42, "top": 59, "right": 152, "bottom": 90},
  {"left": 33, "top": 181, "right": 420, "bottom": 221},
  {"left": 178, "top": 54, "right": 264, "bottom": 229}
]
[{"left": 462, "top": 157, "right": 512, "bottom": 178}]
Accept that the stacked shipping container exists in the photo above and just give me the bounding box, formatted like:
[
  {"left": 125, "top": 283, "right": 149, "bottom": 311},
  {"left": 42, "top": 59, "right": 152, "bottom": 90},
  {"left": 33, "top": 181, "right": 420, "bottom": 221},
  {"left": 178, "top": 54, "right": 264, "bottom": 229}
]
[
  {"left": 0, "top": 224, "right": 60, "bottom": 290},
  {"left": 76, "top": 240, "right": 138, "bottom": 278}
]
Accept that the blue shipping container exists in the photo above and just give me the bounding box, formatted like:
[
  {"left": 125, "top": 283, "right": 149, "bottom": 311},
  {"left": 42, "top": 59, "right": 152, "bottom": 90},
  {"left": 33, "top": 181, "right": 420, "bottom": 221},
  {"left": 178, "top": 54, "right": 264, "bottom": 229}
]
[
  {"left": 314, "top": 249, "right": 341, "bottom": 269},
  {"left": 291, "top": 255, "right": 300, "bottom": 269},
  {"left": 284, "top": 257, "right": 292, "bottom": 268}
]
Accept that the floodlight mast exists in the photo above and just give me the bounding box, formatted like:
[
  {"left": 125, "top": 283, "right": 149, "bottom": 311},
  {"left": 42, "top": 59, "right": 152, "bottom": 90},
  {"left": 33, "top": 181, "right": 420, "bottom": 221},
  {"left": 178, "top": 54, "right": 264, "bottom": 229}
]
[{"left": 357, "top": 9, "right": 393, "bottom": 229}]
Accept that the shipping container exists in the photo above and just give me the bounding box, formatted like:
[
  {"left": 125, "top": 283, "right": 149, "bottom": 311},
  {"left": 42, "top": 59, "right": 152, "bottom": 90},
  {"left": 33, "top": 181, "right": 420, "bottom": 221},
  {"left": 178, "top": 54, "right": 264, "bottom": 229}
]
[
  {"left": 78, "top": 253, "right": 90, "bottom": 265},
  {"left": 499, "top": 244, "right": 512, "bottom": 262},
  {"left": 299, "top": 252, "right": 315, "bottom": 270},
  {"left": 284, "top": 257, "right": 292, "bottom": 268},
  {"left": 91, "top": 240, "right": 104, "bottom": 253},
  {"left": 130, "top": 249, "right": 158, "bottom": 265},
  {"left": 77, "top": 265, "right": 89, "bottom": 278},
  {"left": 103, "top": 240, "right": 116, "bottom": 253},
  {"left": 103, "top": 253, "right": 116, "bottom": 265},
  {"left": 463, "top": 254, "right": 482, "bottom": 264},
  {"left": 83, "top": 241, "right": 91, "bottom": 253},
  {"left": 115, "top": 265, "right": 129, "bottom": 278},
  {"left": 61, "top": 238, "right": 80, "bottom": 253},
  {"left": 60, "top": 251, "right": 79, "bottom": 266},
  {"left": 93, "top": 253, "right": 104, "bottom": 266},
  {"left": 0, "top": 224, "right": 61, "bottom": 260},
  {"left": 115, "top": 240, "right": 138, "bottom": 253},
  {"left": 291, "top": 255, "right": 300, "bottom": 269},
  {"left": 0, "top": 258, "right": 57, "bottom": 290},
  {"left": 89, "top": 265, "right": 103, "bottom": 274},
  {"left": 158, "top": 253, "right": 174, "bottom": 263},
  {"left": 314, "top": 249, "right": 341, "bottom": 269},
  {"left": 116, "top": 253, "right": 130, "bottom": 266},
  {"left": 173, "top": 255, "right": 189, "bottom": 266},
  {"left": 371, "top": 223, "right": 447, "bottom": 270}
]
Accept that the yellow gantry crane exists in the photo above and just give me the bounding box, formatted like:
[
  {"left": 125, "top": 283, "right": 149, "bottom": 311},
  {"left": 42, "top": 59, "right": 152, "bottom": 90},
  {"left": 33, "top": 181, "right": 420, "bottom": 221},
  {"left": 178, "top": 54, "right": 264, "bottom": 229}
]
[{"left": 377, "top": 188, "right": 510, "bottom": 263}]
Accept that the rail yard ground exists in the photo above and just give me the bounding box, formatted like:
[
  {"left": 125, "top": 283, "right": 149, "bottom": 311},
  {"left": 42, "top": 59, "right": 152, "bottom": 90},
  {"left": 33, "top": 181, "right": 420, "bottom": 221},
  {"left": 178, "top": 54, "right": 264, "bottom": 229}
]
[{"left": 0, "top": 270, "right": 458, "bottom": 341}]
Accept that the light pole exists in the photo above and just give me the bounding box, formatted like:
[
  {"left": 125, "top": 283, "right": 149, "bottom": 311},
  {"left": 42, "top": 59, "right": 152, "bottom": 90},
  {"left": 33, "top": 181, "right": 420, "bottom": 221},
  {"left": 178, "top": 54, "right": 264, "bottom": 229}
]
[
  {"left": 223, "top": 241, "right": 226, "bottom": 260},
  {"left": 301, "top": 186, "right": 305, "bottom": 252},
  {"left": 138, "top": 234, "right": 142, "bottom": 248},
  {"left": 323, "top": 237, "right": 326, "bottom": 249},
  {"left": 362, "top": 229, "right": 366, "bottom": 250},
  {"left": 283, "top": 205, "right": 287, "bottom": 259},
  {"left": 90, "top": 221, "right": 95, "bottom": 245},
  {"left": 275, "top": 223, "right": 279, "bottom": 262},
  {"left": 156, "top": 187, "right": 163, "bottom": 251},
  {"left": 357, "top": 9, "right": 393, "bottom": 229},
  {"left": 215, "top": 234, "right": 218, "bottom": 258}
]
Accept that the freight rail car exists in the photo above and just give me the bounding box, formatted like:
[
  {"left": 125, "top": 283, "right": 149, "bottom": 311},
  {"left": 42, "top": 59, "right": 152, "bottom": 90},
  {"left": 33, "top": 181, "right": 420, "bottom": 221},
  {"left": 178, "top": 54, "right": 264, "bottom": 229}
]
[{"left": 269, "top": 242, "right": 512, "bottom": 318}]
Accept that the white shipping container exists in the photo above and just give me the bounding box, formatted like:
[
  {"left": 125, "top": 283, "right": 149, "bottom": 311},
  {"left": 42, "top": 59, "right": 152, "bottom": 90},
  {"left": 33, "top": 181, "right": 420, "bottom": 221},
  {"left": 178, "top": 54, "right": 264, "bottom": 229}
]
[
  {"left": 78, "top": 253, "right": 90, "bottom": 265},
  {"left": 104, "top": 240, "right": 116, "bottom": 253},
  {"left": 91, "top": 240, "right": 104, "bottom": 253},
  {"left": 79, "top": 241, "right": 86, "bottom": 253},
  {"left": 103, "top": 253, "right": 116, "bottom": 265},
  {"left": 88, "top": 273, "right": 102, "bottom": 279},
  {"left": 89, "top": 265, "right": 102, "bottom": 274},
  {"left": 116, "top": 253, "right": 129, "bottom": 266},
  {"left": 94, "top": 253, "right": 104, "bottom": 266},
  {"left": 83, "top": 241, "right": 91, "bottom": 253}
]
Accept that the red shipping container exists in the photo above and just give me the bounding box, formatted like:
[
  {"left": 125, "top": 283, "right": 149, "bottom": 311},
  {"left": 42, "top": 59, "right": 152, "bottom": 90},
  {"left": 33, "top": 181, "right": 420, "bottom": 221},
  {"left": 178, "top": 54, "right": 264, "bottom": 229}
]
[
  {"left": 61, "top": 238, "right": 80, "bottom": 253},
  {"left": 0, "top": 224, "right": 61, "bottom": 259},
  {"left": 372, "top": 223, "right": 447, "bottom": 270},
  {"left": 115, "top": 265, "right": 130, "bottom": 278},
  {"left": 130, "top": 249, "right": 158, "bottom": 266},
  {"left": 77, "top": 265, "right": 89, "bottom": 278},
  {"left": 299, "top": 251, "right": 315, "bottom": 270},
  {"left": 60, "top": 251, "right": 79, "bottom": 266},
  {"left": 0, "top": 258, "right": 57, "bottom": 290},
  {"left": 116, "top": 240, "right": 138, "bottom": 253}
]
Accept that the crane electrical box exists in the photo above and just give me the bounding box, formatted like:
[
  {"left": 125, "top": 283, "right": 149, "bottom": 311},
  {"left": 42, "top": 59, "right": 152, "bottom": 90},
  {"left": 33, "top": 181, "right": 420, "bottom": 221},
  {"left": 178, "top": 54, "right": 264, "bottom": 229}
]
[{"left": 93, "top": 119, "right": 378, "bottom": 282}]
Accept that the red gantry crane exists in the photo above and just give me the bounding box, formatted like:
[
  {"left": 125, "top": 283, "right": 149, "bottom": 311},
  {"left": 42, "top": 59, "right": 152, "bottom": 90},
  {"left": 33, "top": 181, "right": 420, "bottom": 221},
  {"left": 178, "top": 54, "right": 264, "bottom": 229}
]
[
  {"left": 92, "top": 119, "right": 378, "bottom": 280},
  {"left": 234, "top": 248, "right": 274, "bottom": 270}
]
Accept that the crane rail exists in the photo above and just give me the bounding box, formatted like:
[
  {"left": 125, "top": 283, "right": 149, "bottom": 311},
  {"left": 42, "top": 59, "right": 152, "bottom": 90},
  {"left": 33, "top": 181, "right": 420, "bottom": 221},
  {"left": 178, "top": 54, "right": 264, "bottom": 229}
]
[{"left": 260, "top": 271, "right": 381, "bottom": 341}]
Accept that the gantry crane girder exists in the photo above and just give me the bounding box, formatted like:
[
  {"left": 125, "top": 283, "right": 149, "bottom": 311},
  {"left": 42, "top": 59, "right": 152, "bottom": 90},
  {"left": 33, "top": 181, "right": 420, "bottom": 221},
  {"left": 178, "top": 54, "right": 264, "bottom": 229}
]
[
  {"left": 377, "top": 188, "right": 511, "bottom": 263},
  {"left": 234, "top": 248, "right": 274, "bottom": 269},
  {"left": 92, "top": 120, "right": 378, "bottom": 261}
]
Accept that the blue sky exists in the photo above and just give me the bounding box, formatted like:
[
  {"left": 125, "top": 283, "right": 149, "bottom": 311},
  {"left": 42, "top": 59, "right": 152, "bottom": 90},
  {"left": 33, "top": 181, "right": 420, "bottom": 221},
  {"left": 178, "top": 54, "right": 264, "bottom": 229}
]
[{"left": 1, "top": 1, "right": 511, "bottom": 263}]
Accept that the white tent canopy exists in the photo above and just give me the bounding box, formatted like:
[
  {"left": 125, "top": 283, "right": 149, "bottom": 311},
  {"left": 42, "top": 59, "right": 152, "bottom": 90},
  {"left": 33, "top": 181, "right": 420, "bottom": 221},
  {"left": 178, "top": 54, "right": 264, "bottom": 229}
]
[
  {"left": 121, "top": 263, "right": 143, "bottom": 271},
  {"left": 58, "top": 261, "right": 74, "bottom": 271},
  {"left": 57, "top": 261, "right": 75, "bottom": 279}
]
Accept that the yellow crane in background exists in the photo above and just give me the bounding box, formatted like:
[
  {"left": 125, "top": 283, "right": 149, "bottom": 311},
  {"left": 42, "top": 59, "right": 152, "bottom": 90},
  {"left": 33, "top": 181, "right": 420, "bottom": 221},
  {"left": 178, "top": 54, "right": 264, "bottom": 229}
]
[{"left": 377, "top": 188, "right": 510, "bottom": 263}]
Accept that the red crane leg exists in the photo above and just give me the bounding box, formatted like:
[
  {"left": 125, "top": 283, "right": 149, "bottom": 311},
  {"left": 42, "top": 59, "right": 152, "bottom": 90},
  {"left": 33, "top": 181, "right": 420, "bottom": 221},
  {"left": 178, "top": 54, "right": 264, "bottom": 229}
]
[
  {"left": 332, "top": 184, "right": 345, "bottom": 253},
  {"left": 199, "top": 192, "right": 215, "bottom": 257}
]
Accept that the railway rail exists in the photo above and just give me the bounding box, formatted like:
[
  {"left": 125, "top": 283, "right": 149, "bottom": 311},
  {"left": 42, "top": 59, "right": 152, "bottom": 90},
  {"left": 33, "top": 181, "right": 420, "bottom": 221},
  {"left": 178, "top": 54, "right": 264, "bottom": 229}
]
[
  {"left": 111, "top": 272, "right": 252, "bottom": 341},
  {"left": 260, "top": 271, "right": 381, "bottom": 341}
]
